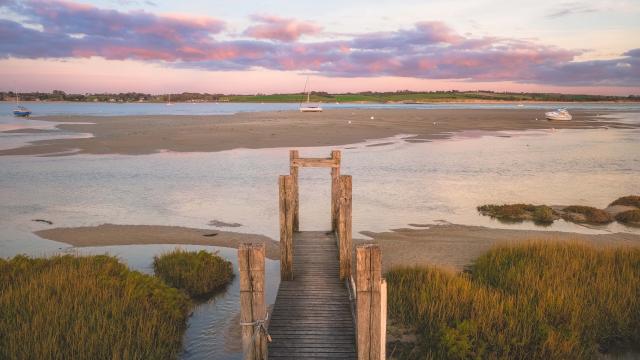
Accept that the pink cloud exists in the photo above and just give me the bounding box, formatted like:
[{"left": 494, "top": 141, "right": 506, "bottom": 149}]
[
  {"left": 244, "top": 14, "right": 322, "bottom": 42},
  {"left": 0, "top": 0, "right": 638, "bottom": 87}
]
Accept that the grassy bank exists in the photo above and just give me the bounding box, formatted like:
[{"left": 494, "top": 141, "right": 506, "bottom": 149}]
[
  {"left": 387, "top": 242, "right": 640, "bottom": 359},
  {"left": 0, "top": 255, "right": 191, "bottom": 359},
  {"left": 154, "top": 249, "right": 234, "bottom": 299}
]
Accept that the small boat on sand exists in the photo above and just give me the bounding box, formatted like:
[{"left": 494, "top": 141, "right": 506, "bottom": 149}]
[
  {"left": 13, "top": 106, "right": 31, "bottom": 117},
  {"left": 545, "top": 108, "right": 572, "bottom": 121},
  {"left": 299, "top": 77, "right": 322, "bottom": 112},
  {"left": 13, "top": 93, "right": 31, "bottom": 117}
]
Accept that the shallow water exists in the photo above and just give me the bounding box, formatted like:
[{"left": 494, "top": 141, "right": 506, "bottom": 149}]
[
  {"left": 2, "top": 101, "right": 640, "bottom": 118},
  {"left": 0, "top": 104, "right": 639, "bottom": 359}
]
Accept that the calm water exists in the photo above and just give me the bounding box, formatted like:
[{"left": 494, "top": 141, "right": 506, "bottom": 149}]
[
  {"left": 2, "top": 101, "right": 640, "bottom": 117},
  {"left": 0, "top": 103, "right": 639, "bottom": 359}
]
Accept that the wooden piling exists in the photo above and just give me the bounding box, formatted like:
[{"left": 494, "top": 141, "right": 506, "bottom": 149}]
[
  {"left": 338, "top": 175, "right": 352, "bottom": 280},
  {"left": 289, "top": 150, "right": 299, "bottom": 232},
  {"left": 239, "top": 243, "right": 267, "bottom": 360},
  {"left": 356, "top": 244, "right": 382, "bottom": 360},
  {"left": 279, "top": 175, "right": 294, "bottom": 280},
  {"left": 331, "top": 150, "right": 342, "bottom": 231}
]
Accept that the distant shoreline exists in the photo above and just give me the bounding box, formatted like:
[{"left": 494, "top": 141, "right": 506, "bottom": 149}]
[{"left": 3, "top": 100, "right": 640, "bottom": 104}]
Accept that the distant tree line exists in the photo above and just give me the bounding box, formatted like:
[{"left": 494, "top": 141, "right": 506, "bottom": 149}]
[{"left": 1, "top": 90, "right": 638, "bottom": 103}]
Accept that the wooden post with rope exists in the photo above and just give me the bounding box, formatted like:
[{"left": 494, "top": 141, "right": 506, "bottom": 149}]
[{"left": 239, "top": 243, "right": 268, "bottom": 360}]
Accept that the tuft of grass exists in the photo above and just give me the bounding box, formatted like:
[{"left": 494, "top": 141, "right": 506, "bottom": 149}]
[
  {"left": 386, "top": 242, "right": 640, "bottom": 359},
  {"left": 153, "top": 249, "right": 234, "bottom": 299},
  {"left": 615, "top": 209, "right": 640, "bottom": 226},
  {"left": 477, "top": 204, "right": 558, "bottom": 224},
  {"left": 0, "top": 254, "right": 191, "bottom": 360},
  {"left": 562, "top": 205, "right": 613, "bottom": 224},
  {"left": 610, "top": 195, "right": 640, "bottom": 208}
]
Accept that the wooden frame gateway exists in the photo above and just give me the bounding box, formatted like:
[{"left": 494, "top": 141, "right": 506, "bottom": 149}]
[{"left": 279, "top": 149, "right": 351, "bottom": 281}]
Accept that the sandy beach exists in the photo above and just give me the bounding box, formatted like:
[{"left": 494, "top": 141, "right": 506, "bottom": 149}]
[
  {"left": 33, "top": 223, "right": 640, "bottom": 272},
  {"left": 35, "top": 224, "right": 280, "bottom": 259},
  {"left": 359, "top": 224, "right": 640, "bottom": 272},
  {"left": 2, "top": 108, "right": 633, "bottom": 156}
]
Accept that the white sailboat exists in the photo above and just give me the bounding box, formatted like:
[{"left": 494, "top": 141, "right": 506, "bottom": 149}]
[
  {"left": 299, "top": 77, "right": 322, "bottom": 112},
  {"left": 166, "top": 93, "right": 173, "bottom": 106}
]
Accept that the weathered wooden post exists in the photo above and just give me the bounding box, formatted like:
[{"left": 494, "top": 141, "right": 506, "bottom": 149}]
[
  {"left": 239, "top": 243, "right": 267, "bottom": 360},
  {"left": 279, "top": 175, "right": 294, "bottom": 280},
  {"left": 338, "top": 175, "right": 352, "bottom": 280},
  {"left": 331, "top": 150, "right": 341, "bottom": 231},
  {"left": 289, "top": 150, "right": 299, "bottom": 232},
  {"left": 356, "top": 244, "right": 382, "bottom": 360}
]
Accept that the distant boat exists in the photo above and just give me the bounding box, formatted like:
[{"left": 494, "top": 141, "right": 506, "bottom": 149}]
[
  {"left": 166, "top": 94, "right": 173, "bottom": 106},
  {"left": 299, "top": 77, "right": 322, "bottom": 112},
  {"left": 545, "top": 108, "right": 572, "bottom": 121},
  {"left": 13, "top": 93, "right": 31, "bottom": 117}
]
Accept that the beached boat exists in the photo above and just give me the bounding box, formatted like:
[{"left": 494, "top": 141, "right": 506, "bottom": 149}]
[
  {"left": 12, "top": 94, "right": 31, "bottom": 117},
  {"left": 299, "top": 77, "right": 322, "bottom": 112},
  {"left": 545, "top": 108, "right": 572, "bottom": 121}
]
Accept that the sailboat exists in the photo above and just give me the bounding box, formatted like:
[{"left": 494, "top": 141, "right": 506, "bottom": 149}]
[
  {"left": 13, "top": 93, "right": 31, "bottom": 117},
  {"left": 299, "top": 77, "right": 322, "bottom": 112},
  {"left": 166, "top": 93, "right": 173, "bottom": 106}
]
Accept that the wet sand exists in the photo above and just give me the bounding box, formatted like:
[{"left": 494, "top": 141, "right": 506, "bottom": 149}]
[
  {"left": 359, "top": 224, "right": 640, "bottom": 272},
  {"left": 35, "top": 224, "right": 280, "bottom": 259},
  {"left": 33, "top": 223, "right": 640, "bottom": 272},
  {"left": 2, "top": 108, "right": 631, "bottom": 156}
]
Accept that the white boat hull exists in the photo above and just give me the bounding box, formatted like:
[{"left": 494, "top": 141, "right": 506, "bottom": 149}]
[
  {"left": 545, "top": 110, "right": 572, "bottom": 121},
  {"left": 300, "top": 107, "right": 323, "bottom": 112}
]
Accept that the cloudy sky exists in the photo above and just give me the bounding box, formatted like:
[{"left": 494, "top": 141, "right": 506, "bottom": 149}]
[{"left": 1, "top": 0, "right": 639, "bottom": 95}]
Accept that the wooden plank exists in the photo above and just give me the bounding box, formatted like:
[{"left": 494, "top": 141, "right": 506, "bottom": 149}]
[
  {"left": 291, "top": 158, "right": 340, "bottom": 168},
  {"left": 269, "top": 231, "right": 356, "bottom": 359},
  {"left": 239, "top": 243, "right": 267, "bottom": 360}
]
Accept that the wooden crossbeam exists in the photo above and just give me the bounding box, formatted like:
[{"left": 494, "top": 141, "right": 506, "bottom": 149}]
[{"left": 290, "top": 157, "right": 340, "bottom": 168}]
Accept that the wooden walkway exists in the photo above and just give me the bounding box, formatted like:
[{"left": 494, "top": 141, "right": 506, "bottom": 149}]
[{"left": 268, "top": 231, "right": 356, "bottom": 359}]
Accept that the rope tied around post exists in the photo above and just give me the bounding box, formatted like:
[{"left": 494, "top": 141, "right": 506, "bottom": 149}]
[{"left": 240, "top": 311, "right": 272, "bottom": 344}]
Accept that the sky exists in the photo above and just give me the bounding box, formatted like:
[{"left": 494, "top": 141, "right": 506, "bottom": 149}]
[{"left": 0, "top": 0, "right": 639, "bottom": 95}]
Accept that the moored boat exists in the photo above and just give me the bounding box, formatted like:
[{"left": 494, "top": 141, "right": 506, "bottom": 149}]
[
  {"left": 12, "top": 93, "right": 31, "bottom": 117},
  {"left": 299, "top": 77, "right": 322, "bottom": 112},
  {"left": 13, "top": 106, "right": 32, "bottom": 117},
  {"left": 545, "top": 108, "right": 572, "bottom": 121}
]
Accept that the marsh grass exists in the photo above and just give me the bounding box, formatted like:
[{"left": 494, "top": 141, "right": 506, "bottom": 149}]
[
  {"left": 615, "top": 209, "right": 640, "bottom": 225},
  {"left": 477, "top": 204, "right": 557, "bottom": 224},
  {"left": 0, "top": 255, "right": 191, "bottom": 360},
  {"left": 610, "top": 195, "right": 640, "bottom": 208},
  {"left": 387, "top": 242, "right": 640, "bottom": 359},
  {"left": 153, "top": 249, "right": 234, "bottom": 299},
  {"left": 562, "top": 205, "right": 613, "bottom": 224}
]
